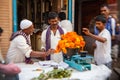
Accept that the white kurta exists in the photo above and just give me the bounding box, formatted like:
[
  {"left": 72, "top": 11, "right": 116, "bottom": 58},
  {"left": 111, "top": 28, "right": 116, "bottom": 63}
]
[
  {"left": 59, "top": 20, "right": 73, "bottom": 32},
  {"left": 94, "top": 29, "right": 112, "bottom": 65},
  {"left": 6, "top": 35, "right": 32, "bottom": 63},
  {"left": 41, "top": 27, "right": 66, "bottom": 63}
]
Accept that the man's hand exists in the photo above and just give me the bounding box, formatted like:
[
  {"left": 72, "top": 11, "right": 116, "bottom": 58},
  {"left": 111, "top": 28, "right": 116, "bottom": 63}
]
[
  {"left": 39, "top": 52, "right": 47, "bottom": 57},
  {"left": 46, "top": 49, "right": 55, "bottom": 56},
  {"left": 82, "top": 28, "right": 90, "bottom": 35},
  {"left": 92, "top": 43, "right": 97, "bottom": 49},
  {"left": 112, "top": 36, "right": 115, "bottom": 40},
  {"left": 0, "top": 63, "right": 21, "bottom": 75},
  {"left": 39, "top": 49, "right": 55, "bottom": 60}
]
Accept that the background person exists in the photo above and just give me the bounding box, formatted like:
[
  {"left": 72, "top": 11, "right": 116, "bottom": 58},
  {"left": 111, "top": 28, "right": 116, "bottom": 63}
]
[
  {"left": 58, "top": 12, "right": 73, "bottom": 32},
  {"left": 94, "top": 4, "right": 116, "bottom": 40},
  {"left": 0, "top": 27, "right": 21, "bottom": 80}
]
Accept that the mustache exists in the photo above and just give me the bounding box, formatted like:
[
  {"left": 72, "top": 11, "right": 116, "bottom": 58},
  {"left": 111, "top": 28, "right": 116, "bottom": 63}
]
[{"left": 52, "top": 24, "right": 57, "bottom": 26}]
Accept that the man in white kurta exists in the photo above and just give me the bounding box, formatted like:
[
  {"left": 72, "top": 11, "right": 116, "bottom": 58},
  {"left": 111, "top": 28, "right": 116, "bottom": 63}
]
[
  {"left": 41, "top": 12, "right": 66, "bottom": 63},
  {"left": 41, "top": 27, "right": 66, "bottom": 62},
  {"left": 58, "top": 12, "right": 73, "bottom": 32},
  {"left": 6, "top": 19, "right": 48, "bottom": 63},
  {"left": 6, "top": 35, "right": 32, "bottom": 63},
  {"left": 60, "top": 20, "right": 73, "bottom": 32}
]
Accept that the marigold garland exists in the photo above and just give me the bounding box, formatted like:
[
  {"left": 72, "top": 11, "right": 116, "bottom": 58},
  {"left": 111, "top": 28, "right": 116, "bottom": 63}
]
[{"left": 55, "top": 32, "right": 86, "bottom": 54}]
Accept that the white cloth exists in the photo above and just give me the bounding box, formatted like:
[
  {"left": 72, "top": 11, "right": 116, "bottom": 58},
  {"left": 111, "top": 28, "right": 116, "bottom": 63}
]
[
  {"left": 20, "top": 19, "right": 32, "bottom": 30},
  {"left": 94, "top": 29, "right": 112, "bottom": 65},
  {"left": 41, "top": 27, "right": 66, "bottom": 63},
  {"left": 16, "top": 62, "right": 112, "bottom": 80},
  {"left": 6, "top": 35, "right": 32, "bottom": 63},
  {"left": 59, "top": 20, "right": 73, "bottom": 32}
]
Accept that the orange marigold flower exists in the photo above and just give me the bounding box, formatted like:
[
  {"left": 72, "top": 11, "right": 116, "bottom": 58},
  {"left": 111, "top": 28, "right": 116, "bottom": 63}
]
[{"left": 55, "top": 32, "right": 86, "bottom": 54}]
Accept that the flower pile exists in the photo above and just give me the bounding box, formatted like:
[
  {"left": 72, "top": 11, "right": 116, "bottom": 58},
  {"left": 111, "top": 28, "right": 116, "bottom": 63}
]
[{"left": 55, "top": 32, "right": 86, "bottom": 54}]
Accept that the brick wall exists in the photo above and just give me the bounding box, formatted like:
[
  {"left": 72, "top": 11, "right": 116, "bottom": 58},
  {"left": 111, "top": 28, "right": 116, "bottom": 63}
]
[{"left": 0, "top": 0, "right": 12, "bottom": 58}]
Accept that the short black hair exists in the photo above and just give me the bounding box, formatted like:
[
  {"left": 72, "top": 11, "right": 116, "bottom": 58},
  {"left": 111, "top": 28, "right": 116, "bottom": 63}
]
[
  {"left": 48, "top": 12, "right": 58, "bottom": 20},
  {"left": 100, "top": 4, "right": 110, "bottom": 9},
  {"left": 58, "top": 12, "right": 66, "bottom": 20},
  {"left": 0, "top": 27, "right": 3, "bottom": 33},
  {"left": 95, "top": 15, "right": 106, "bottom": 23}
]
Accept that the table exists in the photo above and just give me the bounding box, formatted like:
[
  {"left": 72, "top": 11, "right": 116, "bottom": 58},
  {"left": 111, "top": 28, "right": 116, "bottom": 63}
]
[{"left": 16, "top": 61, "right": 112, "bottom": 80}]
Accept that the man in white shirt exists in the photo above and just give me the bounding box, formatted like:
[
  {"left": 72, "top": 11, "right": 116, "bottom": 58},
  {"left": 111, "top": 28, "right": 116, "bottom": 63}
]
[
  {"left": 6, "top": 19, "right": 51, "bottom": 64},
  {"left": 41, "top": 12, "right": 66, "bottom": 62},
  {"left": 83, "top": 15, "right": 112, "bottom": 69},
  {"left": 58, "top": 12, "right": 73, "bottom": 32}
]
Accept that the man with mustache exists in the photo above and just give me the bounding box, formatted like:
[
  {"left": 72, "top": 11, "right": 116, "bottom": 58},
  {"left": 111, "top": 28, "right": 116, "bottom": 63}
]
[
  {"left": 41, "top": 12, "right": 66, "bottom": 62},
  {"left": 94, "top": 4, "right": 116, "bottom": 40}
]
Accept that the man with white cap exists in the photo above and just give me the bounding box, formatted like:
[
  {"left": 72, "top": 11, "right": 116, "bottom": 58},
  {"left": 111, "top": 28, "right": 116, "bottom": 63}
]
[{"left": 6, "top": 19, "right": 51, "bottom": 64}]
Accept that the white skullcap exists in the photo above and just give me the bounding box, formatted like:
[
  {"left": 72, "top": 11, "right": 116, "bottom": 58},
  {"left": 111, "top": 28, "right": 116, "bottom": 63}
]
[{"left": 20, "top": 19, "right": 33, "bottom": 30}]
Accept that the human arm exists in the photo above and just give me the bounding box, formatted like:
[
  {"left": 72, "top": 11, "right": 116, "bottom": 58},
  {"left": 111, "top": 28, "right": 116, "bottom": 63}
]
[
  {"left": 0, "top": 63, "right": 21, "bottom": 75},
  {"left": 15, "top": 36, "right": 49, "bottom": 58},
  {"left": 82, "top": 28, "right": 107, "bottom": 43},
  {"left": 30, "top": 51, "right": 48, "bottom": 58}
]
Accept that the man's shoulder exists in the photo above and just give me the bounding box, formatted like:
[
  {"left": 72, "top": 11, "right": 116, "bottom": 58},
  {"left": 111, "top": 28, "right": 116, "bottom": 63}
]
[
  {"left": 42, "top": 28, "right": 48, "bottom": 33},
  {"left": 12, "top": 35, "right": 26, "bottom": 42},
  {"left": 108, "top": 15, "right": 116, "bottom": 21},
  {"left": 104, "top": 29, "right": 111, "bottom": 34},
  {"left": 60, "top": 20, "right": 72, "bottom": 24}
]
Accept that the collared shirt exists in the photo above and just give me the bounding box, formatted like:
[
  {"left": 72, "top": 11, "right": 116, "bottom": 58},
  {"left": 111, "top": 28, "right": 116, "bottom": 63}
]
[
  {"left": 94, "top": 29, "right": 112, "bottom": 65},
  {"left": 6, "top": 35, "right": 32, "bottom": 63}
]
